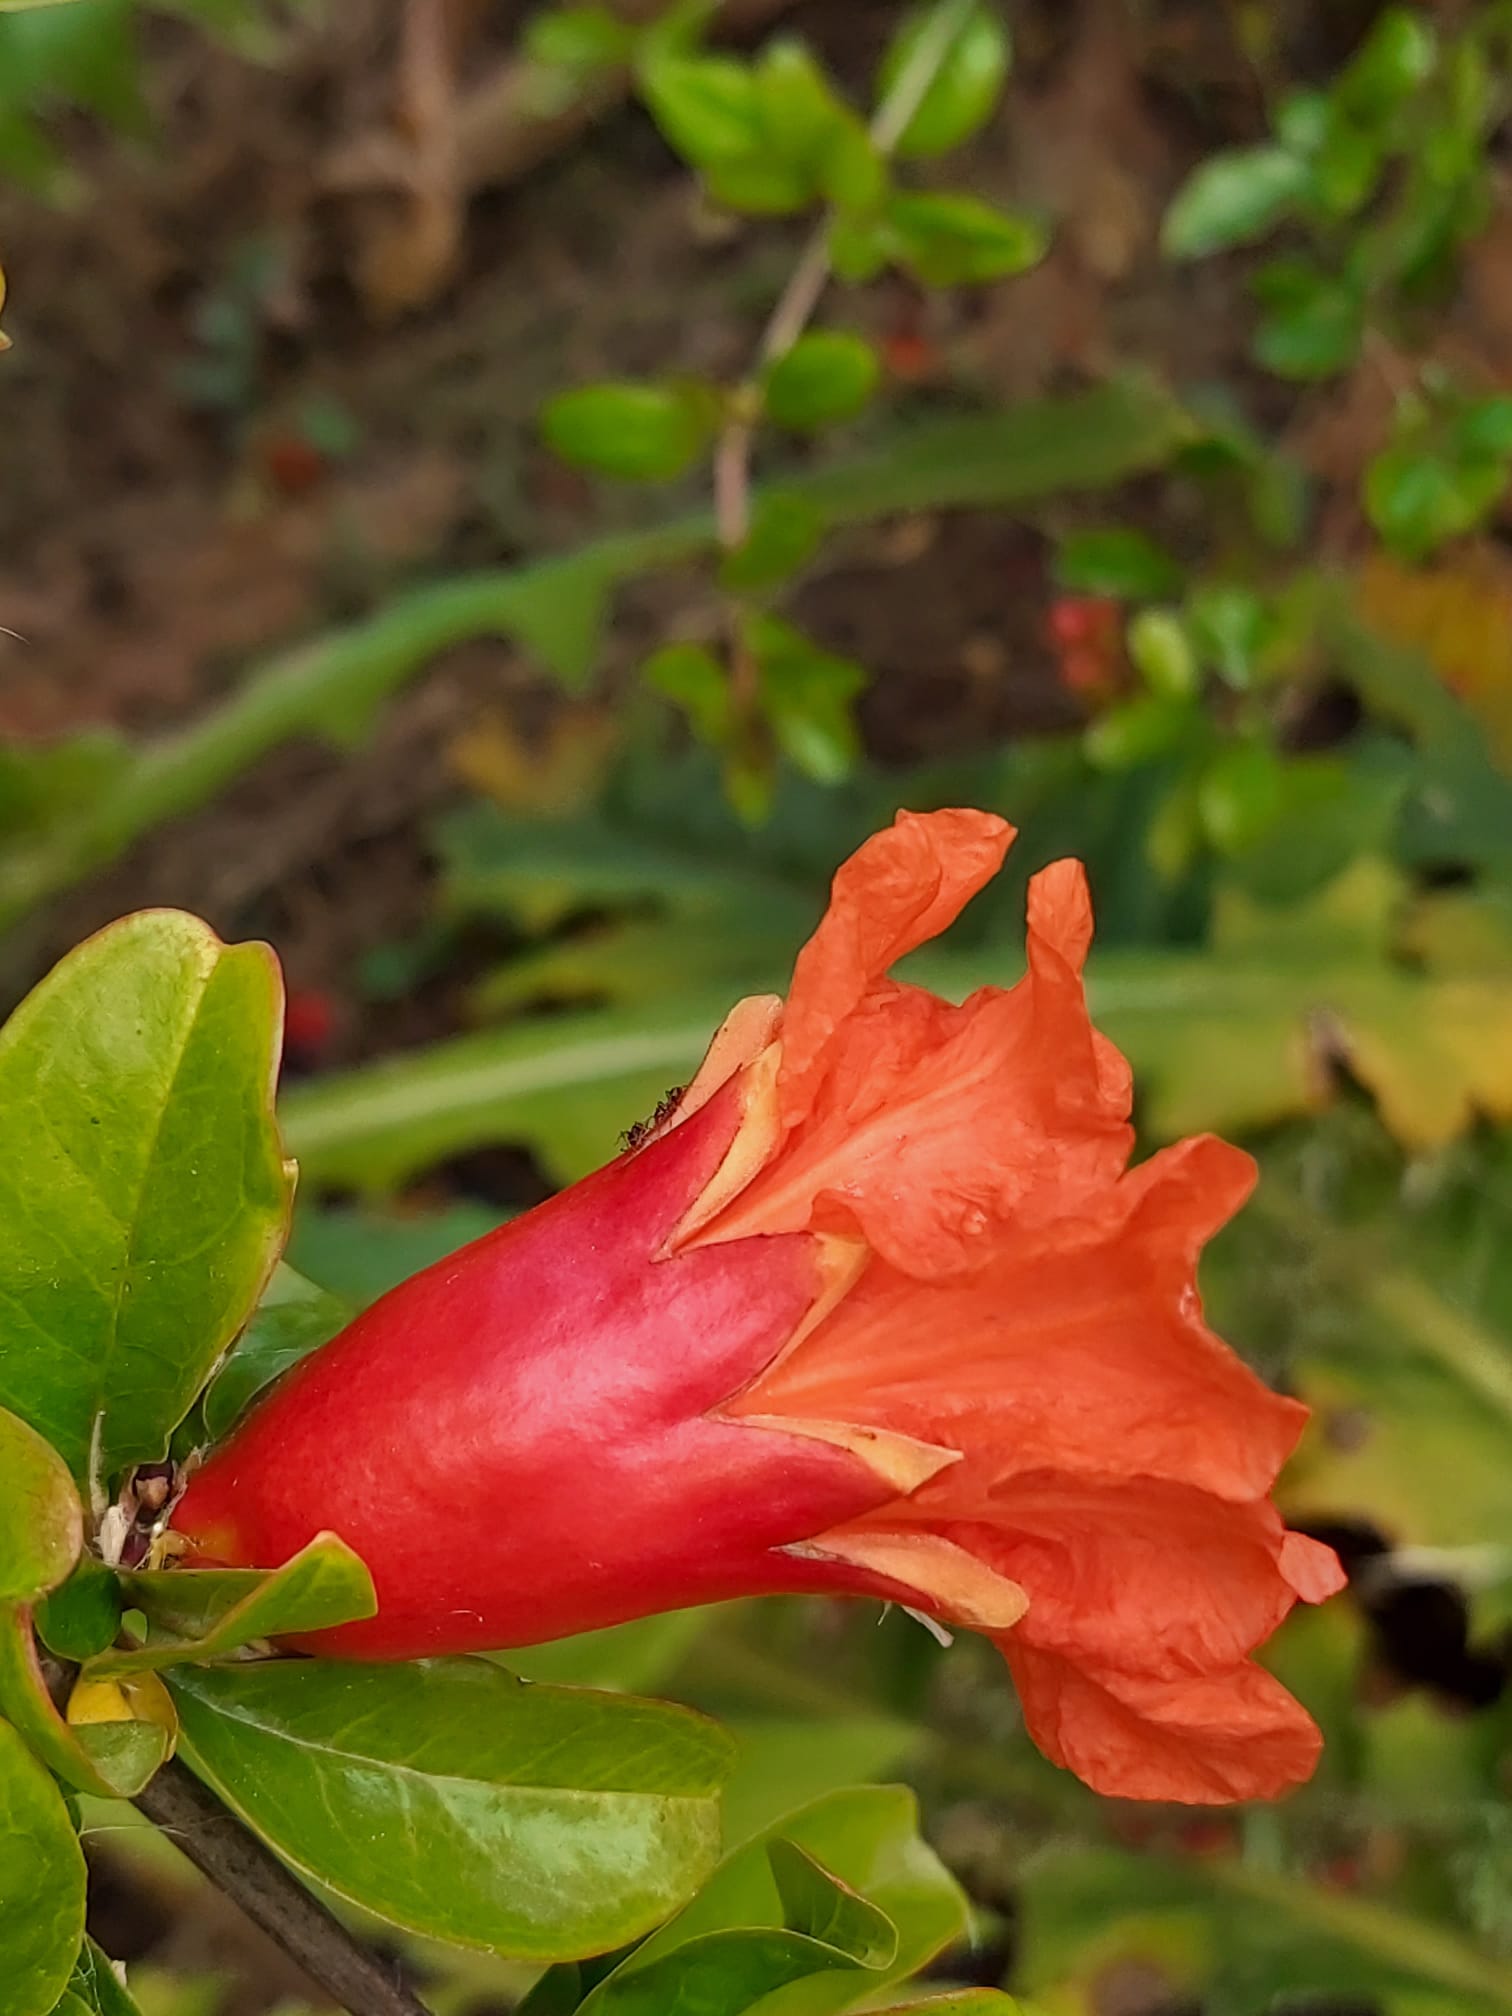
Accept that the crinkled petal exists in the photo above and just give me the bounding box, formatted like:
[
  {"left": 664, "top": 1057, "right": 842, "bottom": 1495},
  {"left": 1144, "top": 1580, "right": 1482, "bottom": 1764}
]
[
  {"left": 1002, "top": 1642, "right": 1325, "bottom": 1804},
  {"left": 779, "top": 807, "right": 1014, "bottom": 1127},
  {"left": 733, "top": 1135, "right": 1297, "bottom": 1501}
]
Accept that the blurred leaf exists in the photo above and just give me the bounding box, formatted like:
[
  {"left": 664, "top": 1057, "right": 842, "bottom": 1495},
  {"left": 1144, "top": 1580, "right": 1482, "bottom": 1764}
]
[
  {"left": 101, "top": 1534, "right": 375, "bottom": 1676},
  {"left": 644, "top": 641, "right": 731, "bottom": 745},
  {"left": 525, "top": 4, "right": 635, "bottom": 71},
  {"left": 0, "top": 1404, "right": 82, "bottom": 1602},
  {"left": 287, "top": 1203, "right": 504, "bottom": 1309},
  {"left": 170, "top": 1657, "right": 733, "bottom": 1960},
  {"left": 886, "top": 191, "right": 1047, "bottom": 286},
  {"left": 1056, "top": 529, "right": 1184, "bottom": 600},
  {"left": 200, "top": 1263, "right": 350, "bottom": 1441},
  {"left": 1185, "top": 581, "right": 1267, "bottom": 688},
  {"left": 1336, "top": 5, "right": 1438, "bottom": 119},
  {"left": 1081, "top": 859, "right": 1512, "bottom": 1147},
  {"left": 1366, "top": 441, "right": 1506, "bottom": 561},
  {"left": 874, "top": 2000, "right": 1020, "bottom": 2014},
  {"left": 1195, "top": 740, "right": 1285, "bottom": 855},
  {"left": 1252, "top": 259, "right": 1365, "bottom": 379},
  {"left": 763, "top": 332, "right": 880, "bottom": 432},
  {"left": 1126, "top": 608, "right": 1198, "bottom": 699},
  {"left": 718, "top": 1716, "right": 925, "bottom": 1847},
  {"left": 1356, "top": 549, "right": 1512, "bottom": 769},
  {"left": 0, "top": 732, "right": 132, "bottom": 843},
  {"left": 639, "top": 52, "right": 760, "bottom": 164},
  {"left": 877, "top": 1, "right": 1010, "bottom": 160},
  {"left": 542, "top": 381, "right": 713, "bottom": 481},
  {"left": 1084, "top": 694, "right": 1199, "bottom": 771},
  {"left": 1019, "top": 1846, "right": 1512, "bottom": 2014},
  {"left": 508, "top": 1609, "right": 714, "bottom": 1693},
  {"left": 1162, "top": 144, "right": 1310, "bottom": 257},
  {"left": 0, "top": 911, "right": 293, "bottom": 1485},
  {"left": 718, "top": 493, "right": 826, "bottom": 593},
  {"left": 750, "top": 614, "right": 867, "bottom": 785},
  {"left": 0, "top": 1718, "right": 87, "bottom": 2016}
]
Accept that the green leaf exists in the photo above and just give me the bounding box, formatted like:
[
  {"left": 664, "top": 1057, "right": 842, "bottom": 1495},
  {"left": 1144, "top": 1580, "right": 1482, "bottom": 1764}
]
[
  {"left": 1251, "top": 258, "right": 1365, "bottom": 379},
  {"left": 718, "top": 492, "right": 826, "bottom": 592},
  {"left": 1449, "top": 394, "right": 1512, "bottom": 460},
  {"left": 0, "top": 911, "right": 294, "bottom": 1487},
  {"left": 1365, "top": 441, "right": 1506, "bottom": 560},
  {"left": 639, "top": 52, "right": 760, "bottom": 165},
  {"left": 876, "top": 2000, "right": 1021, "bottom": 2014},
  {"left": 1126, "top": 608, "right": 1199, "bottom": 699},
  {"left": 541, "top": 381, "right": 713, "bottom": 481},
  {"left": 1161, "top": 144, "right": 1310, "bottom": 257},
  {"left": 1185, "top": 581, "right": 1268, "bottom": 688},
  {"left": 717, "top": 1715, "right": 924, "bottom": 1848},
  {"left": 0, "top": 1602, "right": 174, "bottom": 1798},
  {"left": 575, "top": 1839, "right": 898, "bottom": 2015},
  {"left": 0, "top": 732, "right": 132, "bottom": 844},
  {"left": 507, "top": 1609, "right": 714, "bottom": 1693},
  {"left": 877, "top": 1, "right": 1010, "bottom": 160},
  {"left": 1055, "top": 528, "right": 1184, "bottom": 599},
  {"left": 1195, "top": 740, "right": 1286, "bottom": 855},
  {"left": 0, "top": 1404, "right": 83, "bottom": 1602},
  {"left": 36, "top": 1555, "right": 123, "bottom": 1664},
  {"left": 619, "top": 1785, "right": 969, "bottom": 2014},
  {"left": 525, "top": 3, "right": 635, "bottom": 72},
  {"left": 645, "top": 642, "right": 731, "bottom": 746},
  {"left": 101, "top": 1533, "right": 375, "bottom": 1676},
  {"left": 750, "top": 614, "right": 868, "bottom": 785},
  {"left": 763, "top": 332, "right": 880, "bottom": 432},
  {"left": 0, "top": 1718, "right": 87, "bottom": 2016},
  {"left": 169, "top": 1657, "right": 734, "bottom": 1960},
  {"left": 886, "top": 191, "right": 1047, "bottom": 285},
  {"left": 200, "top": 1263, "right": 350, "bottom": 1441},
  {"left": 1335, "top": 4, "right": 1437, "bottom": 119},
  {"left": 1083, "top": 694, "right": 1198, "bottom": 771}
]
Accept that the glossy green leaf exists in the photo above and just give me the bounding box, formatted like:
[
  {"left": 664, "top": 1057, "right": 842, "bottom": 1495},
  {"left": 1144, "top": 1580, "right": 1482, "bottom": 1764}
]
[
  {"left": 575, "top": 1838, "right": 898, "bottom": 2016},
  {"left": 169, "top": 1656, "right": 734, "bottom": 1960},
  {"left": 200, "top": 1264, "right": 350, "bottom": 1441},
  {"left": 1056, "top": 528, "right": 1184, "bottom": 600},
  {"left": 1161, "top": 144, "right": 1310, "bottom": 257},
  {"left": 0, "top": 1602, "right": 173, "bottom": 1798},
  {"left": 622, "top": 1785, "right": 969, "bottom": 2013},
  {"left": 878, "top": 1, "right": 1010, "bottom": 159},
  {"left": 763, "top": 332, "right": 880, "bottom": 432},
  {"left": 0, "top": 910, "right": 293, "bottom": 1485},
  {"left": 36, "top": 1555, "right": 123, "bottom": 1663},
  {"left": 0, "top": 1718, "right": 87, "bottom": 2016},
  {"left": 0, "top": 1405, "right": 83, "bottom": 1602},
  {"left": 101, "top": 1533, "right": 375, "bottom": 1676},
  {"left": 542, "top": 381, "right": 713, "bottom": 481},
  {"left": 886, "top": 191, "right": 1047, "bottom": 285}
]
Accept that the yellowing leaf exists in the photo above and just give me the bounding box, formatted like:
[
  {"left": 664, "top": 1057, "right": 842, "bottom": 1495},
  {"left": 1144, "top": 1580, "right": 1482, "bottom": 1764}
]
[
  {"left": 1358, "top": 549, "right": 1512, "bottom": 767},
  {"left": 1087, "top": 859, "right": 1512, "bottom": 1148}
]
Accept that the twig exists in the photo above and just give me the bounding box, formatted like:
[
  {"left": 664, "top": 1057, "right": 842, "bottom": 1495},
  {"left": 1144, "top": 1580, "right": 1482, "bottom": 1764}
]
[
  {"left": 712, "top": 0, "right": 982, "bottom": 553},
  {"left": 135, "top": 1758, "right": 433, "bottom": 2016}
]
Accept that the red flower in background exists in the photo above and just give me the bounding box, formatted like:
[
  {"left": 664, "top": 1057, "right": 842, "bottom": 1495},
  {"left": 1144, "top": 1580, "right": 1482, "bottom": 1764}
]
[{"left": 172, "top": 809, "right": 1342, "bottom": 1805}]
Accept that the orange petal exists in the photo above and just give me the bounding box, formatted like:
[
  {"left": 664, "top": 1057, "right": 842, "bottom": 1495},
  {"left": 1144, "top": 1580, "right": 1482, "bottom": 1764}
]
[
  {"left": 665, "top": 994, "right": 783, "bottom": 1134},
  {"left": 733, "top": 1135, "right": 1295, "bottom": 1503},
  {"left": 778, "top": 808, "right": 1014, "bottom": 1127},
  {"left": 1003, "top": 1642, "right": 1325, "bottom": 1803}
]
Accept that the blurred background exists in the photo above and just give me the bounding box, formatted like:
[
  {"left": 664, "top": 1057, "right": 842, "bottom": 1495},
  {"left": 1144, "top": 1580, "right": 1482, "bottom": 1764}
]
[{"left": 2, "top": 0, "right": 1512, "bottom": 2011}]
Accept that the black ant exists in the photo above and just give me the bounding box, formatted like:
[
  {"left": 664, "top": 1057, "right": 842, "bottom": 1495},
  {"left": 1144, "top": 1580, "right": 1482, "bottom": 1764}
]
[{"left": 620, "top": 1086, "right": 686, "bottom": 1153}]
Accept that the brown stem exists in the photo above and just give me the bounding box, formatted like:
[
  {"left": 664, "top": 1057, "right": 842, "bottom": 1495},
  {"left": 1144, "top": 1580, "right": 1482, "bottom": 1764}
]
[{"left": 134, "top": 1758, "right": 433, "bottom": 2016}]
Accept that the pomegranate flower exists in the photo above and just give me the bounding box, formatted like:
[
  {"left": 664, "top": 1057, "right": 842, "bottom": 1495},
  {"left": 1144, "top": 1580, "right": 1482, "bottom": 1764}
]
[{"left": 172, "top": 809, "right": 1342, "bottom": 1804}]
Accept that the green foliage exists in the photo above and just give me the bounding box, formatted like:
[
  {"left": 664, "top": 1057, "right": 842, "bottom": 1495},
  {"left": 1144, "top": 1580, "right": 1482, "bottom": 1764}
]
[
  {"left": 877, "top": 1, "right": 1010, "bottom": 160},
  {"left": 198, "top": 1263, "right": 349, "bottom": 1440},
  {"left": 0, "top": 911, "right": 292, "bottom": 1485},
  {"left": 170, "top": 1657, "right": 734, "bottom": 1960},
  {"left": 1366, "top": 383, "right": 1512, "bottom": 560},
  {"left": 0, "top": 1718, "right": 88, "bottom": 2016},
  {"left": 541, "top": 381, "right": 715, "bottom": 481},
  {"left": 762, "top": 331, "right": 880, "bottom": 431}
]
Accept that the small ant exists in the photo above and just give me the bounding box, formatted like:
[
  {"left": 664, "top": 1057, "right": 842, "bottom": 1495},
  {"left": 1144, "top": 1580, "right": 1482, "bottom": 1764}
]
[{"left": 620, "top": 1085, "right": 686, "bottom": 1153}]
